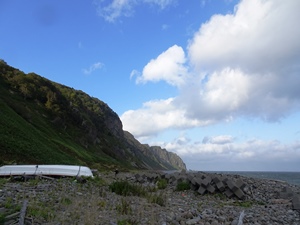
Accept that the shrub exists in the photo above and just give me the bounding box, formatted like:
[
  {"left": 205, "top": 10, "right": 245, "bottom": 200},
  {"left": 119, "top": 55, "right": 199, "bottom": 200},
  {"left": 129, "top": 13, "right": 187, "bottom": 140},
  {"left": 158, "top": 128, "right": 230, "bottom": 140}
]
[
  {"left": 109, "top": 181, "right": 146, "bottom": 197},
  {"left": 157, "top": 179, "right": 167, "bottom": 189},
  {"left": 176, "top": 181, "right": 190, "bottom": 191}
]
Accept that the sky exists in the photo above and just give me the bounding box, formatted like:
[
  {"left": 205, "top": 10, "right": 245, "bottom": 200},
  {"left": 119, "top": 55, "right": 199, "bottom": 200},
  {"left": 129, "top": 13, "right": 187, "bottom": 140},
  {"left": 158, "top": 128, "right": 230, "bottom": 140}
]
[{"left": 1, "top": 0, "right": 300, "bottom": 171}]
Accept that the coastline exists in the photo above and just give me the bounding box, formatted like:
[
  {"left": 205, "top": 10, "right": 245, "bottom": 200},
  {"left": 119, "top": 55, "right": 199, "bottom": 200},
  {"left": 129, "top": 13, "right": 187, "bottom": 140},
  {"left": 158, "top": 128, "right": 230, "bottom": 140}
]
[
  {"left": 203, "top": 171, "right": 300, "bottom": 186},
  {"left": 0, "top": 170, "right": 299, "bottom": 224}
]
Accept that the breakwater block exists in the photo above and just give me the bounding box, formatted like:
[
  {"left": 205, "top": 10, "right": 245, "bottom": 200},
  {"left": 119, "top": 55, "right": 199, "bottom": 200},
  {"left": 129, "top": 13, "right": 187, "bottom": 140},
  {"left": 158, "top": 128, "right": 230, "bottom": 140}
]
[
  {"left": 279, "top": 187, "right": 300, "bottom": 210},
  {"left": 292, "top": 195, "right": 300, "bottom": 210},
  {"left": 133, "top": 171, "right": 248, "bottom": 200}
]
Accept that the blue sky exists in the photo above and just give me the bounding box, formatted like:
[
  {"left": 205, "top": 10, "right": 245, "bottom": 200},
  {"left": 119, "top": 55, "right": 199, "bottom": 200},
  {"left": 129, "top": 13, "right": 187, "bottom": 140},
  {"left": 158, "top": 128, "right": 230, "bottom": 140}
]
[{"left": 1, "top": 0, "right": 300, "bottom": 171}]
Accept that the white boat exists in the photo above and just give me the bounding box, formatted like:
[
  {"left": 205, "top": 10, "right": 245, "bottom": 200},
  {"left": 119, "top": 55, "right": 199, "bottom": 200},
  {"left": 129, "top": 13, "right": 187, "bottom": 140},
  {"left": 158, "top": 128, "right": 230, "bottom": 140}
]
[{"left": 0, "top": 165, "right": 94, "bottom": 177}]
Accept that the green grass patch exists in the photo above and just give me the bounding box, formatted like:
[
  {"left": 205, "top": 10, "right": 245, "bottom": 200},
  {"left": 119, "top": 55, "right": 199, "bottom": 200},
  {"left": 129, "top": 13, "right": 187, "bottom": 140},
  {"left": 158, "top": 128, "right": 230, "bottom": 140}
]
[
  {"left": 147, "top": 193, "right": 166, "bottom": 206},
  {"left": 117, "top": 219, "right": 138, "bottom": 225},
  {"left": 109, "top": 181, "right": 147, "bottom": 197},
  {"left": 116, "top": 198, "right": 132, "bottom": 215},
  {"left": 157, "top": 178, "right": 167, "bottom": 190},
  {"left": 175, "top": 181, "right": 190, "bottom": 191}
]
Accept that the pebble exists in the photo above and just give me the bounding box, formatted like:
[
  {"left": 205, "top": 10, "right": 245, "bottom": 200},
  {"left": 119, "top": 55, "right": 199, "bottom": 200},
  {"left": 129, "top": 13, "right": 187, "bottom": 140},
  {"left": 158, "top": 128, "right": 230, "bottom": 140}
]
[{"left": 0, "top": 172, "right": 299, "bottom": 224}]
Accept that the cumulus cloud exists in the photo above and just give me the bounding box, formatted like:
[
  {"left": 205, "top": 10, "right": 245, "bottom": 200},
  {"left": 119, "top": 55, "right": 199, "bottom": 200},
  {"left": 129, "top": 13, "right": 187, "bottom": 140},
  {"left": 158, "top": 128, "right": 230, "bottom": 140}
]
[
  {"left": 121, "top": 98, "right": 209, "bottom": 138},
  {"left": 188, "top": 0, "right": 300, "bottom": 73},
  {"left": 123, "top": 0, "right": 300, "bottom": 139},
  {"left": 82, "top": 62, "right": 104, "bottom": 75},
  {"left": 135, "top": 45, "right": 188, "bottom": 87},
  {"left": 94, "top": 0, "right": 176, "bottom": 22}
]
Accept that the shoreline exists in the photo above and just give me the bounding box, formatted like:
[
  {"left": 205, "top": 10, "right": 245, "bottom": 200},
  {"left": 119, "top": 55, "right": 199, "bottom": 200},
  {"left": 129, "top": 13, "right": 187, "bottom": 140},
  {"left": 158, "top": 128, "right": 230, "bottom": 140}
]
[{"left": 0, "top": 170, "right": 300, "bottom": 224}]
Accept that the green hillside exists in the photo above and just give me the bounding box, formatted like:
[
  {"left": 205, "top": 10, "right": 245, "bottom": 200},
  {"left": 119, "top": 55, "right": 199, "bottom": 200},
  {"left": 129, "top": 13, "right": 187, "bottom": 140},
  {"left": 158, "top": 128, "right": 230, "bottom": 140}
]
[{"left": 0, "top": 60, "right": 186, "bottom": 171}]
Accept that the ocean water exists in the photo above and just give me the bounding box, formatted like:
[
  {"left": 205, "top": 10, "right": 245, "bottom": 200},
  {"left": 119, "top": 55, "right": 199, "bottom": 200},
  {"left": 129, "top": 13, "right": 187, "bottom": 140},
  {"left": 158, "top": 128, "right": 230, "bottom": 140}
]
[{"left": 207, "top": 171, "right": 300, "bottom": 186}]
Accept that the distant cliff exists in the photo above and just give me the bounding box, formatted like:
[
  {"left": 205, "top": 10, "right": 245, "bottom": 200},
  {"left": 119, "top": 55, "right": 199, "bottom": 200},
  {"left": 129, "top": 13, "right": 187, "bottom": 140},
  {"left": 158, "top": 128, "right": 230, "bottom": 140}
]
[
  {"left": 0, "top": 60, "right": 186, "bottom": 171},
  {"left": 123, "top": 131, "right": 186, "bottom": 170}
]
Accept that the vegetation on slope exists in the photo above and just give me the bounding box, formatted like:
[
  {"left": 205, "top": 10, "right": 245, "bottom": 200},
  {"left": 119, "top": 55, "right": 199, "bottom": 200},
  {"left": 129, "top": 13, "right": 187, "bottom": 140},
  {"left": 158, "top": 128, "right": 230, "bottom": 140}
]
[{"left": 0, "top": 60, "right": 186, "bottom": 171}]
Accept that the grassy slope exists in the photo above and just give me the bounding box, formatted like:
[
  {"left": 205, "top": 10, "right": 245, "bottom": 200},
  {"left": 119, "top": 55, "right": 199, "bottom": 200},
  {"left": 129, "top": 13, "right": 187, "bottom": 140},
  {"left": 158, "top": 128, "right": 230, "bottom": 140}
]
[
  {"left": 0, "top": 83, "right": 122, "bottom": 170},
  {"left": 0, "top": 62, "right": 181, "bottom": 171}
]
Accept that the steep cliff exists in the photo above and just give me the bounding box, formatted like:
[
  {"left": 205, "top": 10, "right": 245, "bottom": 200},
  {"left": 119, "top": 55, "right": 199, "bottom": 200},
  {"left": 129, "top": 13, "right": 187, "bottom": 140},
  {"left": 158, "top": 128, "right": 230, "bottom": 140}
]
[{"left": 0, "top": 61, "right": 186, "bottom": 170}]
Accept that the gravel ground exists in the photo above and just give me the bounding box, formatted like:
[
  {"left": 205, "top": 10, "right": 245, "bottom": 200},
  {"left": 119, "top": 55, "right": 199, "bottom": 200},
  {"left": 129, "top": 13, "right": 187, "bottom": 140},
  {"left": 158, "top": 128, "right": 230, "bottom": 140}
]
[{"left": 0, "top": 171, "right": 299, "bottom": 225}]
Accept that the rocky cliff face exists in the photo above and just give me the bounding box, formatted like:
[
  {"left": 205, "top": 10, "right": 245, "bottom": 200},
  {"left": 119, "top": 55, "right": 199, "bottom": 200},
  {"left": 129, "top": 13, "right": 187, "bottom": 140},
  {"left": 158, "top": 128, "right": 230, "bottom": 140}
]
[
  {"left": 149, "top": 146, "right": 187, "bottom": 170},
  {"left": 0, "top": 61, "right": 187, "bottom": 171},
  {"left": 122, "top": 132, "right": 186, "bottom": 170}
]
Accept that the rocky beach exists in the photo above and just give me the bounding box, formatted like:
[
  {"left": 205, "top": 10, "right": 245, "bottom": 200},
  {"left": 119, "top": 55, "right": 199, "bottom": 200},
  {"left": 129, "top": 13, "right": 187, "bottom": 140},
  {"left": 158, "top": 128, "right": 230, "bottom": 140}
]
[{"left": 0, "top": 170, "right": 300, "bottom": 225}]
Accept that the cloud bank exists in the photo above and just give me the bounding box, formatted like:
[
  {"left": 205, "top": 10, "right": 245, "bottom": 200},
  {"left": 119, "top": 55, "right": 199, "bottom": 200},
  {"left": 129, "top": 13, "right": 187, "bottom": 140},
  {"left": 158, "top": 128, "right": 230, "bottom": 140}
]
[
  {"left": 160, "top": 134, "right": 300, "bottom": 171},
  {"left": 122, "top": 0, "right": 300, "bottom": 139}
]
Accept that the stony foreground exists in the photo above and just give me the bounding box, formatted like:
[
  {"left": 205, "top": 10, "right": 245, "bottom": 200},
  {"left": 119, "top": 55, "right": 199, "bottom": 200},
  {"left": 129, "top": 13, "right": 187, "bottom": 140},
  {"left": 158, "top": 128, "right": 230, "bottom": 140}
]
[{"left": 0, "top": 171, "right": 300, "bottom": 225}]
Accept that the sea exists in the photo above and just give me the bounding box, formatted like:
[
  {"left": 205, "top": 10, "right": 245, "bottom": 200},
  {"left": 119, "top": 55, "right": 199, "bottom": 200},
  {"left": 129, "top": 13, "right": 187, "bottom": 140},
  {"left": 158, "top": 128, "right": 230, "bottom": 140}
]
[{"left": 205, "top": 171, "right": 300, "bottom": 186}]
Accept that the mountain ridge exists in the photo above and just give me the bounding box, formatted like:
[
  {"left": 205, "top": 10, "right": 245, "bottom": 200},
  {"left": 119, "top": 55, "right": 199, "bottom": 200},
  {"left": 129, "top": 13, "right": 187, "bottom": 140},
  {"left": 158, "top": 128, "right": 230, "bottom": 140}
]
[{"left": 0, "top": 60, "right": 186, "bottom": 171}]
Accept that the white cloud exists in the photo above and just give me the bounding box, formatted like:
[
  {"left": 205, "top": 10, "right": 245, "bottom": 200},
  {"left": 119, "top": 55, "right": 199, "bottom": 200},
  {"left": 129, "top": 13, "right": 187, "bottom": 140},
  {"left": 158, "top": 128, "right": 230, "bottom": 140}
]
[
  {"left": 135, "top": 45, "right": 188, "bottom": 87},
  {"left": 158, "top": 135, "right": 300, "bottom": 171},
  {"left": 122, "top": 0, "right": 300, "bottom": 139},
  {"left": 202, "top": 135, "right": 234, "bottom": 144},
  {"left": 95, "top": 0, "right": 135, "bottom": 23},
  {"left": 188, "top": 0, "right": 300, "bottom": 74},
  {"left": 82, "top": 62, "right": 104, "bottom": 75},
  {"left": 121, "top": 98, "right": 210, "bottom": 138},
  {"left": 144, "top": 0, "right": 176, "bottom": 9},
  {"left": 94, "top": 0, "right": 176, "bottom": 22}
]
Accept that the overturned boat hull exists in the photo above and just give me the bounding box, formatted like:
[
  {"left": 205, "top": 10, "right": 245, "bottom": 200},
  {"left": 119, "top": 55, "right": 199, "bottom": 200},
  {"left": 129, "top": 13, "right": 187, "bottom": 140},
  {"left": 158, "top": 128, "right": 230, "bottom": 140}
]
[{"left": 0, "top": 165, "right": 93, "bottom": 177}]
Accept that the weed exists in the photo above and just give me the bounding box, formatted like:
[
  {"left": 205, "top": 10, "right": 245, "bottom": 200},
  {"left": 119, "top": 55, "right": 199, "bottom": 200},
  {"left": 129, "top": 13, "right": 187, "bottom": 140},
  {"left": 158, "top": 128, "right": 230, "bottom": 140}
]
[
  {"left": 97, "top": 200, "right": 106, "bottom": 208},
  {"left": 90, "top": 176, "right": 106, "bottom": 186},
  {"left": 0, "top": 213, "right": 5, "bottom": 224},
  {"left": 28, "top": 178, "right": 40, "bottom": 186},
  {"left": 116, "top": 198, "right": 132, "bottom": 215},
  {"left": 27, "top": 206, "right": 50, "bottom": 220},
  {"left": 0, "top": 178, "right": 8, "bottom": 188},
  {"left": 176, "top": 181, "right": 190, "bottom": 191},
  {"left": 109, "top": 181, "right": 146, "bottom": 197},
  {"left": 61, "top": 197, "right": 72, "bottom": 205},
  {"left": 157, "top": 179, "right": 167, "bottom": 190},
  {"left": 147, "top": 193, "right": 166, "bottom": 206},
  {"left": 99, "top": 187, "right": 107, "bottom": 197},
  {"left": 233, "top": 200, "right": 253, "bottom": 208},
  {"left": 214, "top": 192, "right": 226, "bottom": 200},
  {"left": 117, "top": 218, "right": 138, "bottom": 225},
  {"left": 4, "top": 197, "right": 13, "bottom": 208}
]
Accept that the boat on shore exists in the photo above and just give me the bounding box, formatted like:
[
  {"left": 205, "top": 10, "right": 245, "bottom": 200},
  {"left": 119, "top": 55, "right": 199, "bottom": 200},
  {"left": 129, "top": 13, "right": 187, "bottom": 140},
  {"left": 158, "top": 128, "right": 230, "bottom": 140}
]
[{"left": 0, "top": 165, "right": 94, "bottom": 177}]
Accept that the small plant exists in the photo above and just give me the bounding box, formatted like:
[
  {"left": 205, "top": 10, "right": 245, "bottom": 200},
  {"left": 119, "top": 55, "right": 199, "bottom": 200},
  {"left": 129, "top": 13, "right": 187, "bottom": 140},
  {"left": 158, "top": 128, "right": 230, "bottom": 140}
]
[
  {"left": 214, "top": 192, "right": 226, "bottom": 200},
  {"left": 233, "top": 200, "right": 253, "bottom": 208},
  {"left": 176, "top": 181, "right": 190, "bottom": 191},
  {"left": 109, "top": 181, "right": 146, "bottom": 197},
  {"left": 117, "top": 218, "right": 138, "bottom": 225},
  {"left": 28, "top": 177, "right": 40, "bottom": 186},
  {"left": 0, "top": 213, "right": 5, "bottom": 224},
  {"left": 147, "top": 193, "right": 166, "bottom": 206},
  {"left": 116, "top": 198, "right": 132, "bottom": 215},
  {"left": 157, "top": 178, "right": 167, "bottom": 189},
  {"left": 0, "top": 178, "right": 8, "bottom": 188},
  {"left": 27, "top": 206, "right": 50, "bottom": 220},
  {"left": 92, "top": 176, "right": 106, "bottom": 185},
  {"left": 61, "top": 197, "right": 72, "bottom": 205},
  {"left": 97, "top": 200, "right": 106, "bottom": 208},
  {"left": 4, "top": 197, "right": 13, "bottom": 208}
]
